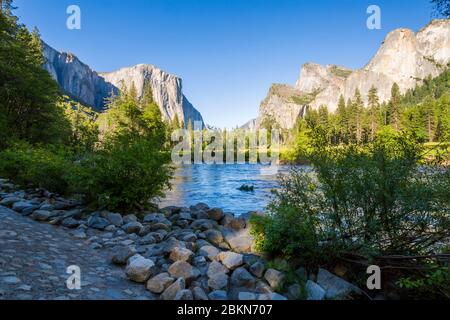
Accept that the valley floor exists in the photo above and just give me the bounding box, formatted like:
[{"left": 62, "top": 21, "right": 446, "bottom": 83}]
[{"left": 0, "top": 206, "right": 153, "bottom": 300}]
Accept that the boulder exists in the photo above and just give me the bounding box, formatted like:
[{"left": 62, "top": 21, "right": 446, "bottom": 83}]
[
  {"left": 190, "top": 219, "right": 217, "bottom": 231},
  {"left": 161, "top": 278, "right": 185, "bottom": 300},
  {"left": 264, "top": 269, "right": 285, "bottom": 290},
  {"left": 217, "top": 251, "right": 244, "bottom": 270},
  {"left": 0, "top": 196, "right": 22, "bottom": 206},
  {"left": 207, "top": 208, "right": 224, "bottom": 221},
  {"left": 122, "top": 221, "right": 143, "bottom": 234},
  {"left": 146, "top": 273, "right": 175, "bottom": 294},
  {"left": 208, "top": 290, "right": 228, "bottom": 300},
  {"left": 170, "top": 247, "right": 194, "bottom": 262},
  {"left": 168, "top": 261, "right": 200, "bottom": 283},
  {"left": 106, "top": 212, "right": 123, "bottom": 227},
  {"left": 205, "top": 229, "right": 224, "bottom": 246},
  {"left": 287, "top": 283, "right": 302, "bottom": 300},
  {"left": 198, "top": 245, "right": 220, "bottom": 261},
  {"left": 61, "top": 218, "right": 80, "bottom": 229},
  {"left": 123, "top": 214, "right": 138, "bottom": 224},
  {"left": 238, "top": 292, "right": 257, "bottom": 300},
  {"left": 175, "top": 289, "right": 194, "bottom": 300},
  {"left": 208, "top": 273, "right": 228, "bottom": 290},
  {"left": 87, "top": 215, "right": 110, "bottom": 230},
  {"left": 30, "top": 210, "right": 54, "bottom": 221},
  {"left": 249, "top": 262, "right": 265, "bottom": 278},
  {"left": 230, "top": 267, "right": 256, "bottom": 289},
  {"left": 192, "top": 287, "right": 209, "bottom": 300},
  {"left": 306, "top": 280, "right": 326, "bottom": 300},
  {"left": 12, "top": 201, "right": 36, "bottom": 213},
  {"left": 222, "top": 229, "right": 254, "bottom": 253},
  {"left": 316, "top": 268, "right": 362, "bottom": 299},
  {"left": 111, "top": 246, "right": 136, "bottom": 265},
  {"left": 207, "top": 261, "right": 229, "bottom": 277},
  {"left": 125, "top": 254, "right": 155, "bottom": 283},
  {"left": 190, "top": 203, "right": 209, "bottom": 212}
]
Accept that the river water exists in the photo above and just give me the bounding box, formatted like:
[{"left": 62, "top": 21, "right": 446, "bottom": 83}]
[{"left": 158, "top": 164, "right": 292, "bottom": 215}]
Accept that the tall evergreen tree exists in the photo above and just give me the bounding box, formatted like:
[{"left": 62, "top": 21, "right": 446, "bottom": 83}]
[
  {"left": 367, "top": 86, "right": 381, "bottom": 140},
  {"left": 388, "top": 83, "right": 401, "bottom": 130}
]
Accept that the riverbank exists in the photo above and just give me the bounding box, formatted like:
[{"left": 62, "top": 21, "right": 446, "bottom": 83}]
[{"left": 0, "top": 178, "right": 366, "bottom": 300}]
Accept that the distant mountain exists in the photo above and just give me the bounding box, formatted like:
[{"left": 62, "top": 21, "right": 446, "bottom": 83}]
[
  {"left": 42, "top": 43, "right": 204, "bottom": 127},
  {"left": 256, "top": 19, "right": 450, "bottom": 130},
  {"left": 240, "top": 118, "right": 257, "bottom": 131}
]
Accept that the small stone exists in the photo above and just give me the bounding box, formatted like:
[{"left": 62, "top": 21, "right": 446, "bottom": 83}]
[
  {"left": 198, "top": 245, "right": 220, "bottom": 261},
  {"left": 168, "top": 261, "right": 199, "bottom": 283},
  {"left": 2, "top": 276, "right": 21, "bottom": 284},
  {"left": 306, "top": 280, "right": 325, "bottom": 300},
  {"left": 230, "top": 267, "right": 256, "bottom": 289},
  {"left": 174, "top": 289, "right": 194, "bottom": 300},
  {"left": 71, "top": 229, "right": 87, "bottom": 239},
  {"left": 316, "top": 268, "right": 361, "bottom": 299},
  {"left": 207, "top": 261, "right": 229, "bottom": 277},
  {"left": 87, "top": 215, "right": 110, "bottom": 230},
  {"left": 208, "top": 290, "right": 228, "bottom": 300},
  {"left": 61, "top": 217, "right": 80, "bottom": 228},
  {"left": 217, "top": 251, "right": 244, "bottom": 270},
  {"left": 107, "top": 212, "right": 123, "bottom": 227},
  {"left": 12, "top": 201, "right": 35, "bottom": 212},
  {"left": 146, "top": 273, "right": 175, "bottom": 294},
  {"left": 192, "top": 287, "right": 209, "bottom": 300},
  {"left": 205, "top": 229, "right": 224, "bottom": 246},
  {"left": 288, "top": 283, "right": 303, "bottom": 300},
  {"left": 122, "top": 221, "right": 143, "bottom": 234},
  {"left": 30, "top": 210, "right": 53, "bottom": 221},
  {"left": 161, "top": 278, "right": 185, "bottom": 300},
  {"left": 249, "top": 262, "right": 265, "bottom": 278},
  {"left": 123, "top": 214, "right": 138, "bottom": 224},
  {"left": 125, "top": 254, "right": 155, "bottom": 283},
  {"left": 238, "top": 292, "right": 257, "bottom": 300},
  {"left": 111, "top": 246, "right": 136, "bottom": 265},
  {"left": 264, "top": 269, "right": 285, "bottom": 290},
  {"left": 170, "top": 247, "right": 194, "bottom": 262},
  {"left": 208, "top": 272, "right": 229, "bottom": 290},
  {"left": 207, "top": 208, "right": 224, "bottom": 221}
]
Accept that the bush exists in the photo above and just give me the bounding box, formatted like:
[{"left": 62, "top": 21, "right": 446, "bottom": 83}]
[
  {"left": 252, "top": 129, "right": 450, "bottom": 265},
  {"left": 75, "top": 137, "right": 172, "bottom": 211},
  {"left": 0, "top": 142, "right": 77, "bottom": 195}
]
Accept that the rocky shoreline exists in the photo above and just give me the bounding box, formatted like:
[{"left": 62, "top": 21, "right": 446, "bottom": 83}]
[{"left": 0, "top": 178, "right": 363, "bottom": 300}]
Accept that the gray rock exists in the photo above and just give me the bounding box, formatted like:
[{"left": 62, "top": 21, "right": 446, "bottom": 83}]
[
  {"left": 205, "top": 229, "right": 224, "bottom": 246},
  {"left": 217, "top": 251, "right": 244, "bottom": 270},
  {"left": 161, "top": 278, "right": 185, "bottom": 300},
  {"left": 111, "top": 246, "right": 136, "bottom": 265},
  {"left": 190, "top": 203, "right": 209, "bottom": 212},
  {"left": 138, "top": 234, "right": 156, "bottom": 245},
  {"left": 61, "top": 218, "right": 80, "bottom": 228},
  {"left": 123, "top": 214, "right": 138, "bottom": 224},
  {"left": 198, "top": 245, "right": 220, "bottom": 261},
  {"left": 0, "top": 196, "right": 22, "bottom": 206},
  {"left": 207, "top": 208, "right": 224, "bottom": 221},
  {"left": 191, "top": 219, "right": 217, "bottom": 231},
  {"left": 107, "top": 212, "right": 123, "bottom": 227},
  {"left": 192, "top": 286, "right": 209, "bottom": 300},
  {"left": 125, "top": 254, "right": 155, "bottom": 283},
  {"left": 170, "top": 247, "right": 194, "bottom": 262},
  {"left": 296, "top": 267, "right": 307, "bottom": 280},
  {"left": 264, "top": 269, "right": 285, "bottom": 290},
  {"left": 317, "top": 268, "right": 362, "bottom": 299},
  {"left": 249, "top": 262, "right": 265, "bottom": 278},
  {"left": 146, "top": 273, "right": 175, "bottom": 294},
  {"left": 306, "top": 280, "right": 326, "bottom": 300},
  {"left": 208, "top": 272, "right": 229, "bottom": 290},
  {"left": 207, "top": 261, "right": 229, "bottom": 277},
  {"left": 87, "top": 215, "right": 110, "bottom": 230},
  {"left": 168, "top": 261, "right": 200, "bottom": 283},
  {"left": 175, "top": 289, "right": 194, "bottom": 300},
  {"left": 30, "top": 210, "right": 54, "bottom": 221},
  {"left": 12, "top": 201, "right": 35, "bottom": 212},
  {"left": 71, "top": 228, "right": 87, "bottom": 239},
  {"left": 208, "top": 290, "right": 228, "bottom": 300},
  {"left": 230, "top": 267, "right": 256, "bottom": 289},
  {"left": 122, "top": 221, "right": 143, "bottom": 234},
  {"left": 287, "top": 283, "right": 303, "bottom": 300},
  {"left": 238, "top": 292, "right": 257, "bottom": 300},
  {"left": 222, "top": 228, "right": 254, "bottom": 253}
]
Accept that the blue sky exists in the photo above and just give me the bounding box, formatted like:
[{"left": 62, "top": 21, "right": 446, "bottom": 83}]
[{"left": 15, "top": 0, "right": 434, "bottom": 128}]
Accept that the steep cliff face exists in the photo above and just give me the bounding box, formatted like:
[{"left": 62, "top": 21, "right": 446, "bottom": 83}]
[
  {"left": 100, "top": 64, "right": 204, "bottom": 127},
  {"left": 43, "top": 42, "right": 117, "bottom": 110},
  {"left": 42, "top": 43, "right": 204, "bottom": 127},
  {"left": 256, "top": 19, "right": 450, "bottom": 130}
]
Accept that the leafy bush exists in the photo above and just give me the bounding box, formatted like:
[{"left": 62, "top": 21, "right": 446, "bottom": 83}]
[
  {"left": 252, "top": 129, "right": 450, "bottom": 266},
  {"left": 0, "top": 142, "right": 76, "bottom": 195}
]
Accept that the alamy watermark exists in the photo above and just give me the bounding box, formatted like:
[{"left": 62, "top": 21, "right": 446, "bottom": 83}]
[
  {"left": 66, "top": 5, "right": 81, "bottom": 30},
  {"left": 367, "top": 5, "right": 382, "bottom": 30},
  {"left": 66, "top": 265, "right": 81, "bottom": 290}
]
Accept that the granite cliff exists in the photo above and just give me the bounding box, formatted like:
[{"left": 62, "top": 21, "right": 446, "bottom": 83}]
[
  {"left": 42, "top": 43, "right": 204, "bottom": 127},
  {"left": 256, "top": 19, "right": 450, "bottom": 130}
]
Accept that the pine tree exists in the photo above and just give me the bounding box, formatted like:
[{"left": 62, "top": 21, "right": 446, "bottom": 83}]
[
  {"left": 388, "top": 83, "right": 401, "bottom": 130},
  {"left": 336, "top": 95, "right": 347, "bottom": 143},
  {"left": 367, "top": 86, "right": 381, "bottom": 140}
]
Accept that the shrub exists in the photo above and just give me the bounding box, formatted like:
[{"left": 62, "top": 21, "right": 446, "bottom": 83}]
[
  {"left": 73, "top": 136, "right": 172, "bottom": 211},
  {"left": 252, "top": 129, "right": 450, "bottom": 265},
  {"left": 0, "top": 142, "right": 76, "bottom": 195}
]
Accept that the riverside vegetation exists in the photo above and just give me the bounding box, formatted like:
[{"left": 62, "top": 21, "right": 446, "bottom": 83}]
[{"left": 1, "top": 0, "right": 450, "bottom": 300}]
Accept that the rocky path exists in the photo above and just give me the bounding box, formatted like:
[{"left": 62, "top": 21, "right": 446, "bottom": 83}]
[{"left": 0, "top": 205, "right": 153, "bottom": 300}]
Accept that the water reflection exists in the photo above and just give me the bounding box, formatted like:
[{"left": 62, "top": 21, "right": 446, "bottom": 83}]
[{"left": 158, "top": 164, "right": 291, "bottom": 215}]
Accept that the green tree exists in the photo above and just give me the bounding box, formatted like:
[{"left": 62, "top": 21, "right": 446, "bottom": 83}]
[
  {"left": 367, "top": 86, "right": 381, "bottom": 140},
  {"left": 388, "top": 83, "right": 401, "bottom": 130}
]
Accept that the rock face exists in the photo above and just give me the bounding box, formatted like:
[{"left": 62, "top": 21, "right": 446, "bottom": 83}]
[
  {"left": 256, "top": 19, "right": 450, "bottom": 129},
  {"left": 42, "top": 43, "right": 205, "bottom": 127}
]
